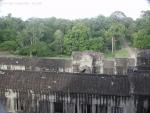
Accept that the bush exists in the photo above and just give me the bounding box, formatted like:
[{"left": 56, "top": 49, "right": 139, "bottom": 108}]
[{"left": 0, "top": 41, "right": 18, "bottom": 51}]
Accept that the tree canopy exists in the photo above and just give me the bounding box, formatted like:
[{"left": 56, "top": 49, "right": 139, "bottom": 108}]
[
  {"left": 64, "top": 23, "right": 90, "bottom": 55},
  {"left": 0, "top": 11, "right": 149, "bottom": 57},
  {"left": 133, "top": 10, "right": 150, "bottom": 48}
]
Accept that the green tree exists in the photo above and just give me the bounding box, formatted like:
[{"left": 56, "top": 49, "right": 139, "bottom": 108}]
[
  {"left": 53, "top": 29, "right": 64, "bottom": 54},
  {"left": 0, "top": 14, "right": 24, "bottom": 52},
  {"left": 133, "top": 11, "right": 150, "bottom": 48},
  {"left": 133, "top": 30, "right": 150, "bottom": 48},
  {"left": 18, "top": 19, "right": 46, "bottom": 56},
  {"left": 106, "top": 22, "right": 125, "bottom": 52},
  {"left": 88, "top": 37, "right": 105, "bottom": 52},
  {"left": 64, "top": 23, "right": 90, "bottom": 55},
  {"left": 0, "top": 29, "right": 16, "bottom": 43},
  {"left": 111, "top": 11, "right": 127, "bottom": 20},
  {"left": 141, "top": 10, "right": 150, "bottom": 18},
  {"left": 18, "top": 41, "right": 50, "bottom": 57},
  {"left": 0, "top": 41, "right": 18, "bottom": 51},
  {"left": 1, "top": 11, "right": 149, "bottom": 57}
]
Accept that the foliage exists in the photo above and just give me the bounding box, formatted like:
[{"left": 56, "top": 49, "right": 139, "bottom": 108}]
[
  {"left": 105, "top": 48, "right": 129, "bottom": 59},
  {"left": 105, "top": 22, "right": 125, "bottom": 51},
  {"left": 53, "top": 29, "right": 64, "bottom": 54},
  {"left": 133, "top": 30, "right": 150, "bottom": 48},
  {"left": 133, "top": 11, "right": 150, "bottom": 48},
  {"left": 0, "top": 11, "right": 150, "bottom": 57},
  {"left": 88, "top": 37, "right": 105, "bottom": 52},
  {"left": 106, "top": 22, "right": 125, "bottom": 39},
  {"left": 0, "top": 41, "right": 18, "bottom": 51},
  {"left": 18, "top": 42, "right": 50, "bottom": 57},
  {"left": 64, "top": 23, "right": 90, "bottom": 55},
  {"left": 114, "top": 48, "right": 129, "bottom": 58}
]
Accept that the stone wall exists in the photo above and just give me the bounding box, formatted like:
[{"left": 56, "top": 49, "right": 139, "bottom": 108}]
[
  {"left": 102, "top": 60, "right": 114, "bottom": 74},
  {"left": 0, "top": 51, "right": 137, "bottom": 75},
  {"left": 72, "top": 51, "right": 104, "bottom": 74},
  {"left": 0, "top": 56, "right": 72, "bottom": 73},
  {"left": 0, "top": 69, "right": 149, "bottom": 113},
  {"left": 72, "top": 51, "right": 136, "bottom": 75},
  {"left": 0, "top": 90, "right": 149, "bottom": 113},
  {"left": 136, "top": 49, "right": 150, "bottom": 70}
]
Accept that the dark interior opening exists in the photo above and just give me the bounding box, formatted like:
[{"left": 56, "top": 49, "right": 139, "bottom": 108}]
[
  {"left": 54, "top": 102, "right": 63, "bottom": 113},
  {"left": 20, "top": 104, "right": 24, "bottom": 111},
  {"left": 96, "top": 105, "right": 107, "bottom": 113},
  {"left": 87, "top": 104, "right": 92, "bottom": 113},
  {"left": 75, "top": 104, "right": 77, "bottom": 113}
]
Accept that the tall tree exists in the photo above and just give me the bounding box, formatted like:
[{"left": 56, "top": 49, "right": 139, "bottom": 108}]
[
  {"left": 88, "top": 37, "right": 105, "bottom": 52},
  {"left": 106, "top": 22, "right": 125, "bottom": 52},
  {"left": 133, "top": 11, "right": 150, "bottom": 48},
  {"left": 18, "top": 19, "right": 46, "bottom": 56},
  {"left": 110, "top": 11, "right": 127, "bottom": 22},
  {"left": 0, "top": 14, "right": 24, "bottom": 51},
  {"left": 64, "top": 23, "right": 90, "bottom": 55},
  {"left": 53, "top": 29, "right": 64, "bottom": 54}
]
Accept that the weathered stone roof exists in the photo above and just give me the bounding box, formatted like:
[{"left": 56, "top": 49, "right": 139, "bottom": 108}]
[
  {"left": 0, "top": 57, "right": 72, "bottom": 68},
  {"left": 0, "top": 70, "right": 149, "bottom": 96},
  {"left": 0, "top": 70, "right": 131, "bottom": 96},
  {"left": 128, "top": 72, "right": 150, "bottom": 96}
]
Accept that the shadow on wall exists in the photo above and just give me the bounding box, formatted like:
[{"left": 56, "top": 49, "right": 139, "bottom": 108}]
[{"left": 0, "top": 103, "right": 7, "bottom": 113}]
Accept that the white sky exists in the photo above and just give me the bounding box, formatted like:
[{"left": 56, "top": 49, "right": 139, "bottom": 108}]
[{"left": 0, "top": 0, "right": 150, "bottom": 20}]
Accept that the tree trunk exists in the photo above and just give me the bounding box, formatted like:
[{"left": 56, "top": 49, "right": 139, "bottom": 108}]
[
  {"left": 112, "top": 37, "right": 116, "bottom": 53},
  {"left": 112, "top": 37, "right": 114, "bottom": 53}
]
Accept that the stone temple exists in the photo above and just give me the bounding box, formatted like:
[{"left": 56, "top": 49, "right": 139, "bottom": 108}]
[
  {"left": 0, "top": 50, "right": 135, "bottom": 75},
  {"left": 0, "top": 49, "right": 149, "bottom": 113}
]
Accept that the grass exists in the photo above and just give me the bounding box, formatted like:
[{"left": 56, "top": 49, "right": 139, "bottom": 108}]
[
  {"left": 104, "top": 48, "right": 129, "bottom": 59},
  {"left": 0, "top": 48, "right": 129, "bottom": 59},
  {"left": 44, "top": 55, "right": 70, "bottom": 59},
  {"left": 104, "top": 52, "right": 115, "bottom": 59},
  {"left": 115, "top": 48, "right": 129, "bottom": 58}
]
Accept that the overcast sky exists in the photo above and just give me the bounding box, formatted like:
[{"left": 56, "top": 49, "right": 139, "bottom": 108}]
[{"left": 0, "top": 0, "right": 150, "bottom": 20}]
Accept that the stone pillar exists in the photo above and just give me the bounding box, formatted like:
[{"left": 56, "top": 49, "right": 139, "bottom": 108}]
[
  {"left": 50, "top": 102, "right": 54, "bottom": 113},
  {"left": 63, "top": 102, "right": 67, "bottom": 113},
  {"left": 107, "top": 106, "right": 112, "bottom": 113},
  {"left": 66, "top": 103, "right": 75, "bottom": 113},
  {"left": 92, "top": 104, "right": 96, "bottom": 113},
  {"left": 100, "top": 61, "right": 104, "bottom": 74},
  {"left": 5, "top": 89, "right": 17, "bottom": 113},
  {"left": 77, "top": 98, "right": 81, "bottom": 113},
  {"left": 114, "top": 60, "right": 117, "bottom": 75},
  {"left": 123, "top": 97, "right": 136, "bottom": 113},
  {"left": 77, "top": 103, "right": 81, "bottom": 113}
]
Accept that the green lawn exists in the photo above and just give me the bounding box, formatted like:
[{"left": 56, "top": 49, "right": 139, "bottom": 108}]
[
  {"left": 0, "top": 48, "right": 129, "bottom": 59},
  {"left": 104, "top": 48, "right": 129, "bottom": 59}
]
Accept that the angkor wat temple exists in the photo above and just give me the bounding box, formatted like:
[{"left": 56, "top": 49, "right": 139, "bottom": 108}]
[{"left": 0, "top": 49, "right": 150, "bottom": 113}]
